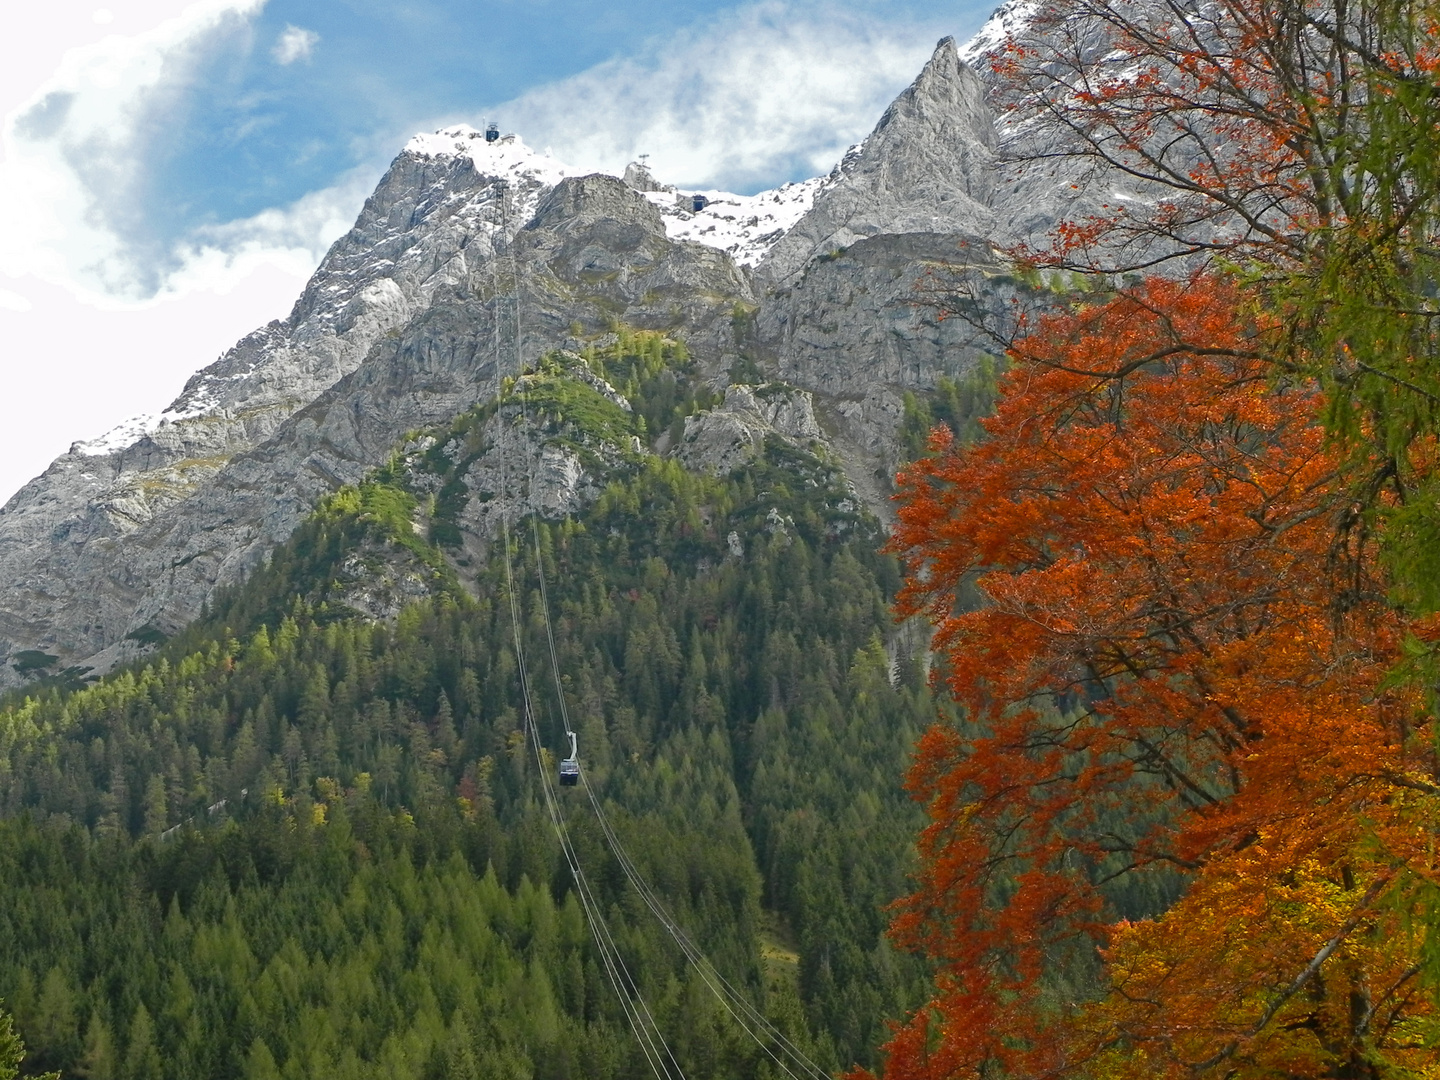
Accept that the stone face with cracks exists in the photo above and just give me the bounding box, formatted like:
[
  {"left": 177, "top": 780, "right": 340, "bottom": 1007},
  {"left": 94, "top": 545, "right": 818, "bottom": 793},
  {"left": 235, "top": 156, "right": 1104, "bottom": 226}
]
[
  {"left": 96, "top": 175, "right": 751, "bottom": 645},
  {"left": 677, "top": 385, "right": 824, "bottom": 476},
  {"left": 757, "top": 37, "right": 998, "bottom": 287},
  {"left": 0, "top": 147, "right": 536, "bottom": 682}
]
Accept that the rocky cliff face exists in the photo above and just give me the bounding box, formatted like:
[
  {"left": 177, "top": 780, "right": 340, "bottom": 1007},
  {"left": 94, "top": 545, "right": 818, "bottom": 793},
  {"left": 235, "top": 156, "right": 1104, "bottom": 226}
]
[
  {"left": 0, "top": 16, "right": 1077, "bottom": 686},
  {"left": 757, "top": 37, "right": 997, "bottom": 287}
]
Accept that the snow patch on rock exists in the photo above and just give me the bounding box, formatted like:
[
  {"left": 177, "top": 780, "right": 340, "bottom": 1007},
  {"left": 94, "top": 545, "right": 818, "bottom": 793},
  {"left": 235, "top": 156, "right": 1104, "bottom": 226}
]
[
  {"left": 404, "top": 127, "right": 570, "bottom": 222},
  {"left": 642, "top": 178, "right": 827, "bottom": 268},
  {"left": 71, "top": 414, "right": 165, "bottom": 457},
  {"left": 958, "top": 0, "right": 1041, "bottom": 66}
]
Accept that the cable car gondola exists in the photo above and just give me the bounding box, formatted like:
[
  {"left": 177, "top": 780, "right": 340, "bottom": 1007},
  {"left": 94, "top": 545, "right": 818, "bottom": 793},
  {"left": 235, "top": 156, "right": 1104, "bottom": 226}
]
[{"left": 559, "top": 731, "right": 579, "bottom": 786}]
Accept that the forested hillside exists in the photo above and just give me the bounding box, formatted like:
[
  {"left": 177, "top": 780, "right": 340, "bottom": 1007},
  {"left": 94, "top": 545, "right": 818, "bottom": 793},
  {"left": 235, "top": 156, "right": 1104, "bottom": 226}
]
[{"left": 0, "top": 334, "right": 966, "bottom": 1080}]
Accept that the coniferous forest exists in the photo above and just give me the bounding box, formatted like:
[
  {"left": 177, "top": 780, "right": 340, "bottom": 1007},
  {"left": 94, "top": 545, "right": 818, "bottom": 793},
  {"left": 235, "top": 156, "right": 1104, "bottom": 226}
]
[{"left": 0, "top": 332, "right": 975, "bottom": 1080}]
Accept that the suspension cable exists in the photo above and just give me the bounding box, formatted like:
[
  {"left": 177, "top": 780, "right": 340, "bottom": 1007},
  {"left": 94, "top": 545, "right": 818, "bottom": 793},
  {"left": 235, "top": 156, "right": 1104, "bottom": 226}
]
[
  {"left": 486, "top": 185, "right": 828, "bottom": 1080},
  {"left": 580, "top": 770, "right": 831, "bottom": 1080},
  {"left": 503, "top": 188, "right": 576, "bottom": 748},
  {"left": 489, "top": 180, "right": 688, "bottom": 1080}
]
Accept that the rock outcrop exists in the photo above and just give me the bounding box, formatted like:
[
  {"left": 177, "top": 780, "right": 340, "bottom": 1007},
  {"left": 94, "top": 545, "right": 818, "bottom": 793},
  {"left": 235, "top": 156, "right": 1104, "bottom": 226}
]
[
  {"left": 676, "top": 385, "right": 824, "bottom": 476},
  {"left": 0, "top": 131, "right": 570, "bottom": 678},
  {"left": 76, "top": 173, "right": 751, "bottom": 652}
]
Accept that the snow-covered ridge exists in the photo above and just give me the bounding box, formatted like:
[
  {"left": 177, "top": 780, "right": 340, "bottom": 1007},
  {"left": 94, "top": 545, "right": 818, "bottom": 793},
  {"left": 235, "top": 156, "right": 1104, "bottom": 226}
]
[
  {"left": 404, "top": 127, "right": 571, "bottom": 229},
  {"left": 70, "top": 383, "right": 229, "bottom": 455},
  {"left": 403, "top": 125, "right": 571, "bottom": 188},
  {"left": 958, "top": 0, "right": 1040, "bottom": 66},
  {"left": 407, "top": 124, "right": 833, "bottom": 269},
  {"left": 66, "top": 89, "right": 929, "bottom": 460},
  {"left": 642, "top": 178, "right": 827, "bottom": 268},
  {"left": 71, "top": 414, "right": 166, "bottom": 457},
  {"left": 72, "top": 130, "right": 567, "bottom": 460}
]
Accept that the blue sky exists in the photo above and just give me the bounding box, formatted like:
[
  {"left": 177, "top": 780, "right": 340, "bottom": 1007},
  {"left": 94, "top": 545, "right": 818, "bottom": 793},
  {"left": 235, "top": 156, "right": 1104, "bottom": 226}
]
[
  {"left": 125, "top": 0, "right": 987, "bottom": 229},
  {"left": 0, "top": 0, "right": 997, "bottom": 502}
]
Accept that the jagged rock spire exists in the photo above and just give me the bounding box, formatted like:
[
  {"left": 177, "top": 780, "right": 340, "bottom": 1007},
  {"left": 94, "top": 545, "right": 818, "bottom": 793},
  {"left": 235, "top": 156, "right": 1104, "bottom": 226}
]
[{"left": 756, "top": 37, "right": 998, "bottom": 285}]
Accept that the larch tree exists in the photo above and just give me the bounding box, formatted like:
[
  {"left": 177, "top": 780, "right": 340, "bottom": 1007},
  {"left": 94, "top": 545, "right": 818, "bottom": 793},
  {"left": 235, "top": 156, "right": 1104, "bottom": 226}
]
[{"left": 0, "top": 1004, "right": 58, "bottom": 1080}]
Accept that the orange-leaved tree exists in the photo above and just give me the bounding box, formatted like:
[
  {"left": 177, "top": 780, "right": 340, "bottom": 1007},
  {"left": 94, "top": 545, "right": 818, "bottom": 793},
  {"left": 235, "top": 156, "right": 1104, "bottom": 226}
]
[
  {"left": 992, "top": 0, "right": 1440, "bottom": 596},
  {"left": 873, "top": 274, "right": 1439, "bottom": 1079}
]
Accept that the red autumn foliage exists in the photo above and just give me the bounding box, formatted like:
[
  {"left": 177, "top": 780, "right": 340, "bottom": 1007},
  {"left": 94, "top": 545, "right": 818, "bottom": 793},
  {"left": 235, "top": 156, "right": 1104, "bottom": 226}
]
[{"left": 872, "top": 275, "right": 1439, "bottom": 1079}]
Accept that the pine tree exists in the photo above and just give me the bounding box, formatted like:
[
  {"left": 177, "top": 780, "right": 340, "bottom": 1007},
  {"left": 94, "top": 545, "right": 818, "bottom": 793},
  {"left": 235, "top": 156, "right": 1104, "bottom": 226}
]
[{"left": 0, "top": 1002, "right": 59, "bottom": 1080}]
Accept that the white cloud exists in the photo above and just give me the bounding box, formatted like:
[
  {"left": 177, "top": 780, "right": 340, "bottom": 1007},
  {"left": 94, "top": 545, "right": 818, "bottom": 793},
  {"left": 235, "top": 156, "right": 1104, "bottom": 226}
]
[
  {"left": 490, "top": 1, "right": 944, "bottom": 192},
  {"left": 0, "top": 286, "right": 32, "bottom": 312},
  {"left": 271, "top": 24, "right": 317, "bottom": 64},
  {"left": 0, "top": 0, "right": 271, "bottom": 304},
  {"left": 163, "top": 162, "right": 379, "bottom": 299}
]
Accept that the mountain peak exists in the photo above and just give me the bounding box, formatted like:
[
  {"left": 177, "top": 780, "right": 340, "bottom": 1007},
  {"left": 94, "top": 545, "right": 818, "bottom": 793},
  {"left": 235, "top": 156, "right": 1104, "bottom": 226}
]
[
  {"left": 958, "top": 0, "right": 1040, "bottom": 69},
  {"left": 0, "top": 33, "right": 1012, "bottom": 684},
  {"left": 403, "top": 126, "right": 571, "bottom": 189},
  {"left": 871, "top": 35, "right": 996, "bottom": 168},
  {"left": 919, "top": 36, "right": 961, "bottom": 90},
  {"left": 755, "top": 34, "right": 997, "bottom": 284}
]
